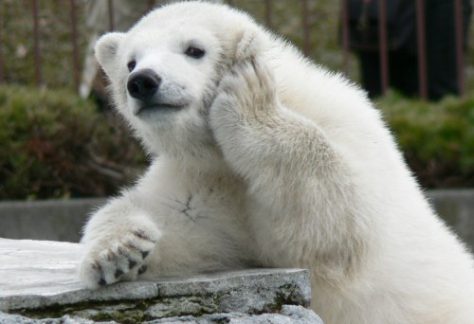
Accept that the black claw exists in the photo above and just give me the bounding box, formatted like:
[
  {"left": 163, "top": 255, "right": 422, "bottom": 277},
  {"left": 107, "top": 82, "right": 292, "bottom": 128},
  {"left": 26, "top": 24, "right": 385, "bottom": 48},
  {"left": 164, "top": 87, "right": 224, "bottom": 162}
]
[
  {"left": 133, "top": 230, "right": 149, "bottom": 241},
  {"left": 133, "top": 230, "right": 157, "bottom": 243},
  {"left": 128, "top": 259, "right": 137, "bottom": 269},
  {"left": 125, "top": 242, "right": 139, "bottom": 251},
  {"left": 250, "top": 59, "right": 257, "bottom": 71},
  {"left": 138, "top": 265, "right": 148, "bottom": 275},
  {"left": 141, "top": 250, "right": 149, "bottom": 259},
  {"left": 98, "top": 278, "right": 107, "bottom": 286},
  {"left": 114, "top": 269, "right": 124, "bottom": 278},
  {"left": 106, "top": 251, "right": 116, "bottom": 261}
]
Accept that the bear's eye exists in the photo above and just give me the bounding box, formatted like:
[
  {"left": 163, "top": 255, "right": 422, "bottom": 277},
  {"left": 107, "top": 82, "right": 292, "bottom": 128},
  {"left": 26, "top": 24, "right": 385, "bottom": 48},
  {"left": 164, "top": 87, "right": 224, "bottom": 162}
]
[
  {"left": 127, "top": 60, "right": 136, "bottom": 72},
  {"left": 185, "top": 46, "right": 205, "bottom": 59}
]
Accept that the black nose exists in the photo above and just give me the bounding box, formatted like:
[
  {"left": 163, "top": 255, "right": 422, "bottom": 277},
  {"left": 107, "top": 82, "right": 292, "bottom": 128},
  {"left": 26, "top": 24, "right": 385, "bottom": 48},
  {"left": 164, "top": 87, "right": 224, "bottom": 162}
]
[{"left": 127, "top": 69, "right": 161, "bottom": 101}]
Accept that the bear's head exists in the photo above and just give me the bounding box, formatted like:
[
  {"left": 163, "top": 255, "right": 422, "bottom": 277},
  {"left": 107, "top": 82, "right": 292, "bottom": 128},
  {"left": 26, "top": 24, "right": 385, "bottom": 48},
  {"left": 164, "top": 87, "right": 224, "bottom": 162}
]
[{"left": 95, "top": 1, "right": 265, "bottom": 161}]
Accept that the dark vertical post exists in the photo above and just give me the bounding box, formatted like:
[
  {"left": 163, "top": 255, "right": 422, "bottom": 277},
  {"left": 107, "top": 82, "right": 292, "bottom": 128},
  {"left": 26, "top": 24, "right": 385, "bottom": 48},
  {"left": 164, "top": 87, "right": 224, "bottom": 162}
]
[
  {"left": 70, "top": 0, "right": 80, "bottom": 93},
  {"left": 301, "top": 0, "right": 310, "bottom": 56},
  {"left": 147, "top": 0, "right": 156, "bottom": 11},
  {"left": 341, "top": 0, "right": 350, "bottom": 76},
  {"left": 0, "top": 9, "right": 4, "bottom": 83},
  {"left": 378, "top": 0, "right": 389, "bottom": 95},
  {"left": 415, "top": 0, "right": 428, "bottom": 99},
  {"left": 108, "top": 0, "right": 115, "bottom": 31},
  {"left": 454, "top": 0, "right": 465, "bottom": 96},
  {"left": 264, "top": 0, "right": 273, "bottom": 29},
  {"left": 32, "top": 0, "right": 42, "bottom": 86}
]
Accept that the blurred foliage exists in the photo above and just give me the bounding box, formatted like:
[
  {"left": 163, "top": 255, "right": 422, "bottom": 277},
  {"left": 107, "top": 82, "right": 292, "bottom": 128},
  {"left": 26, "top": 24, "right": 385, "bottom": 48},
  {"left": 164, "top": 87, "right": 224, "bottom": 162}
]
[
  {"left": 232, "top": 0, "right": 349, "bottom": 72},
  {"left": 0, "top": 85, "right": 146, "bottom": 200},
  {"left": 1, "top": 85, "right": 473, "bottom": 201},
  {"left": 0, "top": 0, "right": 473, "bottom": 87},
  {"left": 0, "top": 0, "right": 357, "bottom": 88},
  {"left": 378, "top": 92, "right": 474, "bottom": 188},
  {"left": 0, "top": 0, "right": 91, "bottom": 89}
]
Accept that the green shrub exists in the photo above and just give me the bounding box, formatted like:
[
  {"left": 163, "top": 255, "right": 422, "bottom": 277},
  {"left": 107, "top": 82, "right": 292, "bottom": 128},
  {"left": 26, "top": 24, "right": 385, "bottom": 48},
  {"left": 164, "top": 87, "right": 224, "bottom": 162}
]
[
  {"left": 1, "top": 85, "right": 473, "bottom": 200},
  {"left": 378, "top": 92, "right": 474, "bottom": 188},
  {"left": 0, "top": 85, "right": 146, "bottom": 200}
]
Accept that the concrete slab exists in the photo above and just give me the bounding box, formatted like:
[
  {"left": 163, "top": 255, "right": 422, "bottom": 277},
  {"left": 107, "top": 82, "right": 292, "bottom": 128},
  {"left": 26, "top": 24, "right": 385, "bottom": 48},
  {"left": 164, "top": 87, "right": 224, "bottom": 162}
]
[{"left": 0, "top": 238, "right": 321, "bottom": 323}]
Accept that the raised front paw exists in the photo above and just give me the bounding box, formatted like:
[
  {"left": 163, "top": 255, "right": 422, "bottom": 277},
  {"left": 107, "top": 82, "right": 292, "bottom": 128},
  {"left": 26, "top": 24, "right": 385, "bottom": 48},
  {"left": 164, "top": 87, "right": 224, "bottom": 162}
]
[
  {"left": 78, "top": 226, "right": 161, "bottom": 289},
  {"left": 210, "top": 57, "right": 277, "bottom": 130}
]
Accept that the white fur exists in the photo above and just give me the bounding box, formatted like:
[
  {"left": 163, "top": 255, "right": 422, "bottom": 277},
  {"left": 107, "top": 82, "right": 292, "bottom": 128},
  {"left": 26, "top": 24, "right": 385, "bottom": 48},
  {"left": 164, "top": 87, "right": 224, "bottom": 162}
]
[{"left": 80, "top": 2, "right": 474, "bottom": 323}]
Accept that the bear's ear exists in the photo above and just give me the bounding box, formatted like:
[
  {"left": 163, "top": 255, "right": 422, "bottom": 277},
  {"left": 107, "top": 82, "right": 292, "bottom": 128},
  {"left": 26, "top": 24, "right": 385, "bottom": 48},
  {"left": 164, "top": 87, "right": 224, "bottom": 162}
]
[
  {"left": 234, "top": 29, "right": 261, "bottom": 62},
  {"left": 94, "top": 32, "right": 125, "bottom": 77}
]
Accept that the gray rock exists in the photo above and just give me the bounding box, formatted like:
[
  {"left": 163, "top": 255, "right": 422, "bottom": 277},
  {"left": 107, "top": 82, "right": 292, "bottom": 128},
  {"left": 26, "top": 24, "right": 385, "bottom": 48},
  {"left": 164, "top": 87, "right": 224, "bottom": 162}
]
[
  {"left": 280, "top": 305, "right": 324, "bottom": 323},
  {"left": 0, "top": 311, "right": 109, "bottom": 324},
  {"left": 0, "top": 311, "right": 37, "bottom": 324},
  {"left": 0, "top": 238, "right": 321, "bottom": 323},
  {"left": 146, "top": 305, "right": 323, "bottom": 323}
]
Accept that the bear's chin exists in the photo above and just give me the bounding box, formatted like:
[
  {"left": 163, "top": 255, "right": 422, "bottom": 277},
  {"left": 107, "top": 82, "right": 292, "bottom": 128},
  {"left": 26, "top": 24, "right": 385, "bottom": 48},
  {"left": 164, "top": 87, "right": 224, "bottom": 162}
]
[{"left": 133, "top": 103, "right": 187, "bottom": 117}]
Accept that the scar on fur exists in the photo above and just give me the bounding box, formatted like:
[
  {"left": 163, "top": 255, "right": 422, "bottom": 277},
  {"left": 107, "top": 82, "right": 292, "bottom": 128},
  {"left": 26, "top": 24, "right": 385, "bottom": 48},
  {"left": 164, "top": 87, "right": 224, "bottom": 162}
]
[
  {"left": 157, "top": 194, "right": 205, "bottom": 223},
  {"left": 178, "top": 194, "right": 208, "bottom": 223},
  {"left": 180, "top": 194, "right": 194, "bottom": 222}
]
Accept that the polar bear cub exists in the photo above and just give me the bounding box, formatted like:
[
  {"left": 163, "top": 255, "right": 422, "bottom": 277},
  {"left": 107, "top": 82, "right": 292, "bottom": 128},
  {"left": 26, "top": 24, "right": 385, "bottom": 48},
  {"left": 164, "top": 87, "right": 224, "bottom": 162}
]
[{"left": 79, "top": 2, "right": 474, "bottom": 323}]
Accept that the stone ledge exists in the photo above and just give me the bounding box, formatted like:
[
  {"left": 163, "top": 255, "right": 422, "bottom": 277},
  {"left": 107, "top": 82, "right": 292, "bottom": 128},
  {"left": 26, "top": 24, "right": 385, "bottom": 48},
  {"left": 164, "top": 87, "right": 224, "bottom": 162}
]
[
  {"left": 0, "top": 239, "right": 322, "bottom": 323},
  {"left": 0, "top": 305, "right": 322, "bottom": 324}
]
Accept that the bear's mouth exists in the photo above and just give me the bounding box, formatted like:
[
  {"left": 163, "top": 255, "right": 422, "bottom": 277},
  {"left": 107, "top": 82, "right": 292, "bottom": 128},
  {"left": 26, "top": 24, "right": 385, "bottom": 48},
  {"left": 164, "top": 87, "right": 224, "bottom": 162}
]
[{"left": 134, "top": 103, "right": 185, "bottom": 116}]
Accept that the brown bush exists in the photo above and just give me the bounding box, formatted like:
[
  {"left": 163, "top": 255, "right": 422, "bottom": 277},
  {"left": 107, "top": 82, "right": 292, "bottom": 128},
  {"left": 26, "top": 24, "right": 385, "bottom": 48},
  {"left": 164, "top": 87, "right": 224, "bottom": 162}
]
[{"left": 0, "top": 85, "right": 146, "bottom": 200}]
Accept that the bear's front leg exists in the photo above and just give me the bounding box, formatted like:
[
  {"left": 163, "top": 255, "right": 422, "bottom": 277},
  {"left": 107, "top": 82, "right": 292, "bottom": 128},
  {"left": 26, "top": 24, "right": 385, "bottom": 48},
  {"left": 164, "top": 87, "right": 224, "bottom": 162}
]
[
  {"left": 210, "top": 57, "right": 279, "bottom": 145},
  {"left": 209, "top": 56, "right": 320, "bottom": 184},
  {"left": 209, "top": 55, "right": 368, "bottom": 277},
  {"left": 78, "top": 199, "right": 161, "bottom": 288}
]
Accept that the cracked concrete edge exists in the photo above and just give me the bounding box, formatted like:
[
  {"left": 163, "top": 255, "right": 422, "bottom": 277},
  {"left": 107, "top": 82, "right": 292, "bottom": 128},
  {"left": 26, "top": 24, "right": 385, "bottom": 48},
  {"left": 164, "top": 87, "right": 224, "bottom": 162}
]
[
  {"left": 1, "top": 269, "right": 310, "bottom": 312},
  {"left": 149, "top": 305, "right": 324, "bottom": 323},
  {"left": 0, "top": 305, "right": 323, "bottom": 324}
]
